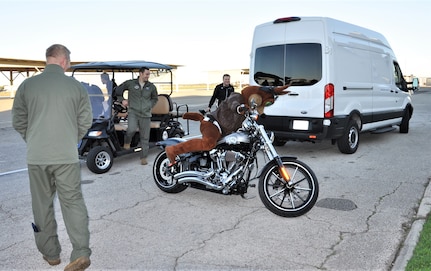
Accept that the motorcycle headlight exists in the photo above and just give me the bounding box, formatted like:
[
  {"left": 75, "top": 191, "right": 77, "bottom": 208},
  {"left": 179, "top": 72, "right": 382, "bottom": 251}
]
[{"left": 242, "top": 119, "right": 252, "bottom": 130}]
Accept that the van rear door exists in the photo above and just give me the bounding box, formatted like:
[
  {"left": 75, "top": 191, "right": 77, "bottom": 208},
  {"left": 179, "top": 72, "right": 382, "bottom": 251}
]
[{"left": 251, "top": 19, "right": 325, "bottom": 120}]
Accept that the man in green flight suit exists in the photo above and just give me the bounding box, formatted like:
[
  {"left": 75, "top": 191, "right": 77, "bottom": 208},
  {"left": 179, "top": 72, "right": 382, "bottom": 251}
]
[
  {"left": 115, "top": 66, "right": 158, "bottom": 165},
  {"left": 12, "top": 44, "right": 93, "bottom": 271}
]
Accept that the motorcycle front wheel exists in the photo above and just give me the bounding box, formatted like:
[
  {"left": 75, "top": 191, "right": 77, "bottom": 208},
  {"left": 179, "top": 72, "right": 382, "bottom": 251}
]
[
  {"left": 152, "top": 150, "right": 187, "bottom": 193},
  {"left": 258, "top": 158, "right": 319, "bottom": 217}
]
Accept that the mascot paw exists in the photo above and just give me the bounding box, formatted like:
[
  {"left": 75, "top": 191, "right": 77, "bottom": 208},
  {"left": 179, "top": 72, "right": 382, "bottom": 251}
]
[{"left": 199, "top": 109, "right": 206, "bottom": 115}]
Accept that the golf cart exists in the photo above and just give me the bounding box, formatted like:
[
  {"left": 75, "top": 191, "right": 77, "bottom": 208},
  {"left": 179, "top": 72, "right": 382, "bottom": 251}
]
[{"left": 70, "top": 61, "right": 189, "bottom": 174}]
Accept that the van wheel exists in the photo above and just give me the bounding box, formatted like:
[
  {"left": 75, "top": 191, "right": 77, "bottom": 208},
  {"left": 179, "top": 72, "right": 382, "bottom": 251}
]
[
  {"left": 399, "top": 109, "right": 410, "bottom": 133},
  {"left": 273, "top": 137, "right": 287, "bottom": 146},
  {"left": 86, "top": 146, "right": 113, "bottom": 174},
  {"left": 337, "top": 120, "right": 359, "bottom": 154}
]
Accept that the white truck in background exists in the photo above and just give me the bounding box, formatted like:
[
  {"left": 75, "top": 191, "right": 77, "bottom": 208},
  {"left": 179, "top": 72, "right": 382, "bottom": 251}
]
[{"left": 250, "top": 16, "right": 413, "bottom": 154}]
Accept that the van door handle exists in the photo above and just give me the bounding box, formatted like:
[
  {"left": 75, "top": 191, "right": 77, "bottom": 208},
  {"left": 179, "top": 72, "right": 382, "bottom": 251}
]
[
  {"left": 390, "top": 90, "right": 399, "bottom": 93},
  {"left": 288, "top": 92, "right": 299, "bottom": 96}
]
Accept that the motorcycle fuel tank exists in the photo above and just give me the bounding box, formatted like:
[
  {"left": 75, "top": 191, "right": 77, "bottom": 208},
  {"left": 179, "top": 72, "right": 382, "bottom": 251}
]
[{"left": 217, "top": 131, "right": 251, "bottom": 150}]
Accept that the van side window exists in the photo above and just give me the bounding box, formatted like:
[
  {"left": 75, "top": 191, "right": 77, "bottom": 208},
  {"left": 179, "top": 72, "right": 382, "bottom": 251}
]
[
  {"left": 253, "top": 43, "right": 322, "bottom": 86},
  {"left": 394, "top": 62, "right": 409, "bottom": 92},
  {"left": 393, "top": 62, "right": 408, "bottom": 92}
]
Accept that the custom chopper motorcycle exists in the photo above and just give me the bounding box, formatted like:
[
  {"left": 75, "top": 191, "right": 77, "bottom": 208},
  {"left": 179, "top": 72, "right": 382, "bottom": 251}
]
[{"left": 152, "top": 101, "right": 319, "bottom": 217}]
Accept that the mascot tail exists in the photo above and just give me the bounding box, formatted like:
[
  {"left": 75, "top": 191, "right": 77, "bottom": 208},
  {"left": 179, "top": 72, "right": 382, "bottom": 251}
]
[{"left": 183, "top": 112, "right": 205, "bottom": 121}]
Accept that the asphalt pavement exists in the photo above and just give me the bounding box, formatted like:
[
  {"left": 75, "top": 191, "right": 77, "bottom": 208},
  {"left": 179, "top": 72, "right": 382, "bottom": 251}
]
[{"left": 1, "top": 88, "right": 431, "bottom": 270}]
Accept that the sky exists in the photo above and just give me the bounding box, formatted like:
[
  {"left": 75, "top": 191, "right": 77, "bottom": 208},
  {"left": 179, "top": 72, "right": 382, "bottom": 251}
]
[{"left": 1, "top": 0, "right": 430, "bottom": 81}]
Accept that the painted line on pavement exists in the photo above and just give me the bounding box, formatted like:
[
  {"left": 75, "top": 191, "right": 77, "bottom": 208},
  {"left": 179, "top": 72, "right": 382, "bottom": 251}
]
[{"left": 0, "top": 168, "right": 28, "bottom": 177}]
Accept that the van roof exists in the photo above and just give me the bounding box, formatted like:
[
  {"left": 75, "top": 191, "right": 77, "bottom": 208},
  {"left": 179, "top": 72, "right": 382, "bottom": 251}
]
[{"left": 258, "top": 16, "right": 391, "bottom": 48}]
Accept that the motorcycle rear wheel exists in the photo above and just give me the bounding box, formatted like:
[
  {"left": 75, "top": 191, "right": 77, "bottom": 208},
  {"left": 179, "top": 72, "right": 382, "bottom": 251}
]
[
  {"left": 152, "top": 151, "right": 187, "bottom": 193},
  {"left": 258, "top": 158, "right": 318, "bottom": 217}
]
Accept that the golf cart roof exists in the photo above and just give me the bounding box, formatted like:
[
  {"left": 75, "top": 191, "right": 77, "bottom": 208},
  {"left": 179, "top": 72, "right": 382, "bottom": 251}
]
[{"left": 70, "top": 61, "right": 172, "bottom": 72}]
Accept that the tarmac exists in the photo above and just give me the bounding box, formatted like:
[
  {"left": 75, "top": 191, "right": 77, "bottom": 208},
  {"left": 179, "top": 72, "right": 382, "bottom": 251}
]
[{"left": 1, "top": 89, "right": 431, "bottom": 270}]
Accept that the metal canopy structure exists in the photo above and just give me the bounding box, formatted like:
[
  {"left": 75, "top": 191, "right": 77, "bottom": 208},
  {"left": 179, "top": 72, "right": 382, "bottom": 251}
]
[
  {"left": 69, "top": 60, "right": 177, "bottom": 95},
  {"left": 70, "top": 61, "right": 174, "bottom": 72},
  {"left": 0, "top": 57, "right": 86, "bottom": 86},
  {"left": 0, "top": 58, "right": 180, "bottom": 87}
]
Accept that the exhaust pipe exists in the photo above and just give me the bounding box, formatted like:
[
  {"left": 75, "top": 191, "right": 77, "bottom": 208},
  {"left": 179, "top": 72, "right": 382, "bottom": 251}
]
[
  {"left": 174, "top": 169, "right": 214, "bottom": 180},
  {"left": 175, "top": 169, "right": 223, "bottom": 190},
  {"left": 177, "top": 177, "right": 223, "bottom": 191}
]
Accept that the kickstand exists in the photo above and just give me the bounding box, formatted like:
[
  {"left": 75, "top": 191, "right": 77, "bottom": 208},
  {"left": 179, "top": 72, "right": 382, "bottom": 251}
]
[{"left": 241, "top": 194, "right": 256, "bottom": 200}]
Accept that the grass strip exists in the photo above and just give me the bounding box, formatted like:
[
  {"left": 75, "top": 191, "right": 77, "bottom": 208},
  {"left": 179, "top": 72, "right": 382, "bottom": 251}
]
[{"left": 406, "top": 214, "right": 431, "bottom": 270}]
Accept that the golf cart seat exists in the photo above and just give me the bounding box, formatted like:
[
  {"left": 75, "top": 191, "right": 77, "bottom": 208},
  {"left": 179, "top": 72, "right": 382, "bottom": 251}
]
[
  {"left": 150, "top": 94, "right": 172, "bottom": 129},
  {"left": 114, "top": 94, "right": 178, "bottom": 131}
]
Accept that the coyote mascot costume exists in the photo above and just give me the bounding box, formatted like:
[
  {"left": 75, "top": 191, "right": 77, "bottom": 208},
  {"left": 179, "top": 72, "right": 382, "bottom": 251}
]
[{"left": 165, "top": 85, "right": 290, "bottom": 165}]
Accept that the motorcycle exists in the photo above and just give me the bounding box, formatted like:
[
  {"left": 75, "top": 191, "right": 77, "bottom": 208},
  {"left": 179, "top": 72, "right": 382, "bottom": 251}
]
[{"left": 152, "top": 102, "right": 319, "bottom": 217}]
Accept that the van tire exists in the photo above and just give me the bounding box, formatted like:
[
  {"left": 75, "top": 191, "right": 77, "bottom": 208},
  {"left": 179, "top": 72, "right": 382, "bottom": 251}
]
[
  {"left": 273, "top": 137, "right": 287, "bottom": 146},
  {"left": 399, "top": 109, "right": 410, "bottom": 133},
  {"left": 337, "top": 120, "right": 359, "bottom": 154}
]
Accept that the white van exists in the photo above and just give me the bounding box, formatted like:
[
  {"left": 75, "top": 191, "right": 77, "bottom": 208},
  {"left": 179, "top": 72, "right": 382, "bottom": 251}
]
[{"left": 250, "top": 16, "right": 413, "bottom": 154}]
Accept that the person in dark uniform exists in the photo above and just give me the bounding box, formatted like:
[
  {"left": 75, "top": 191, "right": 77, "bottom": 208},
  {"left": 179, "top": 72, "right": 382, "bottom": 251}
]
[{"left": 205, "top": 74, "right": 234, "bottom": 112}]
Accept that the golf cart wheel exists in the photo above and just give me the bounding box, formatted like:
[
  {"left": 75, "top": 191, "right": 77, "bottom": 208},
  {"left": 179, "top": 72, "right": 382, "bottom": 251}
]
[
  {"left": 171, "top": 129, "right": 183, "bottom": 138},
  {"left": 86, "top": 146, "right": 113, "bottom": 174}
]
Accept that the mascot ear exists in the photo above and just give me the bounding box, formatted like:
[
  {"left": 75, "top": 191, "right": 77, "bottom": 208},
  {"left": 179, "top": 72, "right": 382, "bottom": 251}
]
[
  {"left": 258, "top": 84, "right": 290, "bottom": 96},
  {"left": 273, "top": 84, "right": 291, "bottom": 95}
]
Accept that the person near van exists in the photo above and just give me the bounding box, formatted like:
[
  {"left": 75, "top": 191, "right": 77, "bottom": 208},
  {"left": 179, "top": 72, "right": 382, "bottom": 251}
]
[
  {"left": 12, "top": 44, "right": 93, "bottom": 271},
  {"left": 205, "top": 74, "right": 234, "bottom": 112},
  {"left": 412, "top": 78, "right": 419, "bottom": 91},
  {"left": 115, "top": 66, "right": 158, "bottom": 165}
]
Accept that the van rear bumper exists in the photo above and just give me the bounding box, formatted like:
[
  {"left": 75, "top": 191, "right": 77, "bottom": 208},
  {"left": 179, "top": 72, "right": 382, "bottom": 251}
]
[{"left": 257, "top": 115, "right": 349, "bottom": 142}]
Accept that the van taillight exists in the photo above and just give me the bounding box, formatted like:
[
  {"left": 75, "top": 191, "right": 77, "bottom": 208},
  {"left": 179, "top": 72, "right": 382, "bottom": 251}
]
[
  {"left": 324, "top": 84, "right": 334, "bottom": 118},
  {"left": 273, "top": 17, "right": 301, "bottom": 24}
]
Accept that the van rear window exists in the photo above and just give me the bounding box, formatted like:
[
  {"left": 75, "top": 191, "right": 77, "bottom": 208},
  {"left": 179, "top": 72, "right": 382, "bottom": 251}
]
[{"left": 254, "top": 43, "right": 322, "bottom": 86}]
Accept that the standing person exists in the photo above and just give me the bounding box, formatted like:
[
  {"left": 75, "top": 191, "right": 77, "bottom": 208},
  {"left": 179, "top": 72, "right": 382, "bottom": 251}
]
[
  {"left": 82, "top": 81, "right": 104, "bottom": 117},
  {"left": 101, "top": 72, "right": 118, "bottom": 102},
  {"left": 100, "top": 72, "right": 113, "bottom": 93},
  {"left": 205, "top": 74, "right": 234, "bottom": 112},
  {"left": 12, "top": 44, "right": 92, "bottom": 271},
  {"left": 115, "top": 66, "right": 158, "bottom": 165},
  {"left": 101, "top": 72, "right": 118, "bottom": 94}
]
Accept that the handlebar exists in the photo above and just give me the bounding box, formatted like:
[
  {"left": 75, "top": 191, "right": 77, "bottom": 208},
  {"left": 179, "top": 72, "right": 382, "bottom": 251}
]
[{"left": 112, "top": 101, "right": 127, "bottom": 114}]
